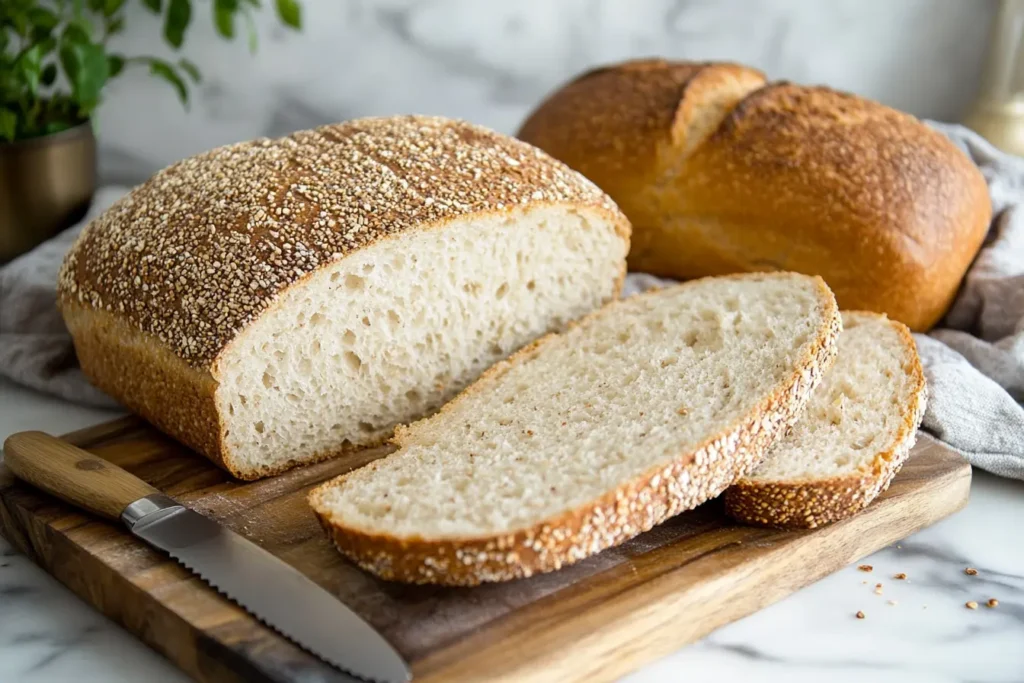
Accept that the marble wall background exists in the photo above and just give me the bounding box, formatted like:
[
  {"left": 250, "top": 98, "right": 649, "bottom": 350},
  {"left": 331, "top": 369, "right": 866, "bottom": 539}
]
[{"left": 97, "top": 0, "right": 997, "bottom": 184}]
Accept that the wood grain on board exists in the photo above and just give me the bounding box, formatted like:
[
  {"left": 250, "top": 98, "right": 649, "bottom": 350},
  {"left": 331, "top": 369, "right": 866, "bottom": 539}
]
[{"left": 0, "top": 417, "right": 970, "bottom": 683}]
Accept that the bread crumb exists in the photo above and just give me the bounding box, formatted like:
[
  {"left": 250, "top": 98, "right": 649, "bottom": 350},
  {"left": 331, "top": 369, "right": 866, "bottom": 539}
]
[
  {"left": 964, "top": 567, "right": 978, "bottom": 576},
  {"left": 855, "top": 611, "right": 865, "bottom": 619},
  {"left": 676, "top": 406, "right": 688, "bottom": 416},
  {"left": 894, "top": 573, "right": 907, "bottom": 580},
  {"left": 987, "top": 598, "right": 999, "bottom": 608},
  {"left": 966, "top": 601, "right": 978, "bottom": 610},
  {"left": 874, "top": 583, "right": 883, "bottom": 595},
  {"left": 887, "top": 600, "right": 898, "bottom": 606},
  {"left": 858, "top": 564, "right": 873, "bottom": 572}
]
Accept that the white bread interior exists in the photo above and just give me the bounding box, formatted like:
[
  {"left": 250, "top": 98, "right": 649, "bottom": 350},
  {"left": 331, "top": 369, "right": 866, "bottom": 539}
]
[
  {"left": 217, "top": 204, "right": 627, "bottom": 476},
  {"left": 310, "top": 273, "right": 841, "bottom": 584}
]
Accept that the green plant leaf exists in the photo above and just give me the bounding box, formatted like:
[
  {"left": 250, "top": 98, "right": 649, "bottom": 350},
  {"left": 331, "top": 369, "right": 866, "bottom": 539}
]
[
  {"left": 178, "top": 57, "right": 200, "bottom": 83},
  {"left": 41, "top": 62, "right": 58, "bottom": 86},
  {"left": 275, "top": 0, "right": 300, "bottom": 29},
  {"left": 106, "top": 16, "right": 125, "bottom": 35},
  {"left": 213, "top": 0, "right": 237, "bottom": 39},
  {"left": 164, "top": 0, "right": 191, "bottom": 49},
  {"left": 107, "top": 54, "right": 125, "bottom": 76},
  {"left": 141, "top": 0, "right": 162, "bottom": 12},
  {"left": 45, "top": 120, "right": 75, "bottom": 135},
  {"left": 9, "top": 10, "right": 30, "bottom": 36},
  {"left": 28, "top": 7, "right": 60, "bottom": 29},
  {"left": 63, "top": 19, "right": 93, "bottom": 45},
  {"left": 104, "top": 0, "right": 126, "bottom": 16},
  {"left": 60, "top": 39, "right": 109, "bottom": 109},
  {"left": 28, "top": 7, "right": 59, "bottom": 41},
  {"left": 87, "top": 0, "right": 105, "bottom": 11},
  {"left": 149, "top": 59, "right": 188, "bottom": 104},
  {"left": 16, "top": 43, "right": 44, "bottom": 96},
  {"left": 245, "top": 0, "right": 262, "bottom": 6},
  {"left": 0, "top": 108, "right": 16, "bottom": 142}
]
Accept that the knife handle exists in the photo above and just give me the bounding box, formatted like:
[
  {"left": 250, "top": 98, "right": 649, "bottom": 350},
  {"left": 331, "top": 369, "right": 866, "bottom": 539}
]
[{"left": 3, "top": 431, "right": 160, "bottom": 521}]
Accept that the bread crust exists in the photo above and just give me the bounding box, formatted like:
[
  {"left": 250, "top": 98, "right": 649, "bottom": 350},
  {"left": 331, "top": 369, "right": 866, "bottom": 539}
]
[
  {"left": 309, "top": 273, "right": 842, "bottom": 585},
  {"left": 723, "top": 312, "right": 928, "bottom": 529},
  {"left": 518, "top": 61, "right": 992, "bottom": 331},
  {"left": 57, "top": 115, "right": 631, "bottom": 479}
]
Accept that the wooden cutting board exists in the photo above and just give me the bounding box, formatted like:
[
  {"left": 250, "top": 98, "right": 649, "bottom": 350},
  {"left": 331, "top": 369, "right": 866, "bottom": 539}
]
[{"left": 0, "top": 417, "right": 970, "bottom": 683}]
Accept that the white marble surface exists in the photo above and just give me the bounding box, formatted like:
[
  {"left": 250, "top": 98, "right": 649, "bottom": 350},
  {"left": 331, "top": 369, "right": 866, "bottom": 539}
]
[
  {"left": 96, "top": 0, "right": 997, "bottom": 185},
  {"left": 2, "top": 374, "right": 1024, "bottom": 682}
]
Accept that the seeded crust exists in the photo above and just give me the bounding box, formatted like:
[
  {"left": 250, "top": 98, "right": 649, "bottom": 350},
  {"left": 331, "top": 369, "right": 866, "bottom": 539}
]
[
  {"left": 309, "top": 274, "right": 842, "bottom": 585},
  {"left": 724, "top": 313, "right": 928, "bottom": 529},
  {"left": 518, "top": 59, "right": 991, "bottom": 331},
  {"left": 59, "top": 115, "right": 627, "bottom": 369},
  {"left": 57, "top": 116, "right": 630, "bottom": 478}
]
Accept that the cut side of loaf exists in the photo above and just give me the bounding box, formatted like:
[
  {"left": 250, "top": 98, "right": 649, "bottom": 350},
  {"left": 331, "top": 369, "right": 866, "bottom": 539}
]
[
  {"left": 59, "top": 116, "right": 630, "bottom": 480},
  {"left": 724, "top": 311, "right": 927, "bottom": 529},
  {"left": 310, "top": 273, "right": 841, "bottom": 585}
]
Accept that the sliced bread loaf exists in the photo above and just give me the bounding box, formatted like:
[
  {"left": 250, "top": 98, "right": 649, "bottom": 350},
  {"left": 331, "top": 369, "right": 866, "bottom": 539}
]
[
  {"left": 58, "top": 116, "right": 630, "bottom": 480},
  {"left": 724, "top": 311, "right": 927, "bottom": 529},
  {"left": 309, "top": 273, "right": 841, "bottom": 585}
]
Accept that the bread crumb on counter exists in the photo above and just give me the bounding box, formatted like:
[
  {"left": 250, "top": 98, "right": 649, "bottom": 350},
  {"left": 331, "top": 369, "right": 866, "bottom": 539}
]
[
  {"left": 855, "top": 611, "right": 866, "bottom": 619},
  {"left": 964, "top": 567, "right": 978, "bottom": 576},
  {"left": 966, "top": 601, "right": 978, "bottom": 610},
  {"left": 887, "top": 600, "right": 898, "bottom": 606},
  {"left": 893, "top": 572, "right": 907, "bottom": 580},
  {"left": 987, "top": 598, "right": 999, "bottom": 608},
  {"left": 858, "top": 564, "right": 873, "bottom": 572},
  {"left": 874, "top": 583, "right": 883, "bottom": 595}
]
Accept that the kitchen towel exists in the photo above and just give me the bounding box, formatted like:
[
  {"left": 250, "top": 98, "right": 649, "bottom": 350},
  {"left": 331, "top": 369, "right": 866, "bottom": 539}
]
[{"left": 2, "top": 125, "right": 1024, "bottom": 479}]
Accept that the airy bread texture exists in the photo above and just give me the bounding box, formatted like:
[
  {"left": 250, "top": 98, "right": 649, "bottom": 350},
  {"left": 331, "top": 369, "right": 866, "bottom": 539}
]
[
  {"left": 518, "top": 59, "right": 992, "bottom": 331},
  {"left": 310, "top": 273, "right": 842, "bottom": 585},
  {"left": 725, "top": 312, "right": 927, "bottom": 529},
  {"left": 59, "top": 116, "right": 630, "bottom": 479}
]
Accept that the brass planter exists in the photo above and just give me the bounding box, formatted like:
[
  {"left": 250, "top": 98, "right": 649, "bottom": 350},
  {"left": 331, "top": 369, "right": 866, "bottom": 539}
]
[{"left": 0, "top": 121, "right": 97, "bottom": 263}]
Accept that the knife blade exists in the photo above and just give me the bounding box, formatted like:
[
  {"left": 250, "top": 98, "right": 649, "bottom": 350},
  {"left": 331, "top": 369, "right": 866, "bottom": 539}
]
[{"left": 3, "top": 431, "right": 411, "bottom": 683}]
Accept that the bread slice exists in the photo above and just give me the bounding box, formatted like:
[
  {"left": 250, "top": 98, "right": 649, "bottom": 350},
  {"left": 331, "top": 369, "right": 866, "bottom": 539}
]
[
  {"left": 309, "top": 273, "right": 841, "bottom": 585},
  {"left": 724, "top": 311, "right": 927, "bottom": 529},
  {"left": 58, "top": 116, "right": 630, "bottom": 480}
]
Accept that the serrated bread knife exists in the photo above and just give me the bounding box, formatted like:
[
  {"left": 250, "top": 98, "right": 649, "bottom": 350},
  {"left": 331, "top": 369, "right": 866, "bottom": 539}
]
[{"left": 3, "top": 431, "right": 411, "bottom": 683}]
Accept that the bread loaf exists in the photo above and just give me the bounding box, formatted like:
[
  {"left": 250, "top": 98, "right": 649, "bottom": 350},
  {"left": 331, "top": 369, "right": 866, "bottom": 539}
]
[
  {"left": 59, "top": 116, "right": 630, "bottom": 479},
  {"left": 309, "top": 272, "right": 841, "bottom": 585},
  {"left": 518, "top": 59, "right": 992, "bottom": 331},
  {"left": 725, "top": 311, "right": 927, "bottom": 528}
]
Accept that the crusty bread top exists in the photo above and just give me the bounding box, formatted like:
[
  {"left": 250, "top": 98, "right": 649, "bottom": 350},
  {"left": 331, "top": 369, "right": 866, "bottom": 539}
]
[
  {"left": 58, "top": 116, "right": 628, "bottom": 369},
  {"left": 518, "top": 60, "right": 991, "bottom": 331},
  {"left": 518, "top": 59, "right": 766, "bottom": 204},
  {"left": 690, "top": 81, "right": 989, "bottom": 261}
]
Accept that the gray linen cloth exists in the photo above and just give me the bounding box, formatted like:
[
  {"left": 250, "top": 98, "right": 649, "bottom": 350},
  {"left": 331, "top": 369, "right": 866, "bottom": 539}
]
[{"left": 2, "top": 125, "right": 1023, "bottom": 479}]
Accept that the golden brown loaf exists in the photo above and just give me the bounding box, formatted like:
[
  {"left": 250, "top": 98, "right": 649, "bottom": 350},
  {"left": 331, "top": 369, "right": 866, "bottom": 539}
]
[
  {"left": 518, "top": 59, "right": 992, "bottom": 331},
  {"left": 58, "top": 115, "right": 631, "bottom": 479}
]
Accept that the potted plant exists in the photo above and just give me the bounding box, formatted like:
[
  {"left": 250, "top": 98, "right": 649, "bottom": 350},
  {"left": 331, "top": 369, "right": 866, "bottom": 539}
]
[{"left": 0, "top": 0, "right": 301, "bottom": 262}]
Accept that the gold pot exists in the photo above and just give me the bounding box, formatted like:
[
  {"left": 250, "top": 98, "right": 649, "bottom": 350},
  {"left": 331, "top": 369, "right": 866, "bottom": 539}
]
[{"left": 0, "top": 121, "right": 97, "bottom": 263}]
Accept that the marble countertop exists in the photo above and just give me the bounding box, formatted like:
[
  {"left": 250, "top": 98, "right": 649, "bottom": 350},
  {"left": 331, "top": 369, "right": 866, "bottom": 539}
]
[{"left": 2, "top": 375, "right": 1023, "bottom": 683}]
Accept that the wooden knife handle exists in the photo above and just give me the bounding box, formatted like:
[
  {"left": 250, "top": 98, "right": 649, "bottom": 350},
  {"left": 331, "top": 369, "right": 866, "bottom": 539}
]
[{"left": 3, "top": 431, "right": 159, "bottom": 521}]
